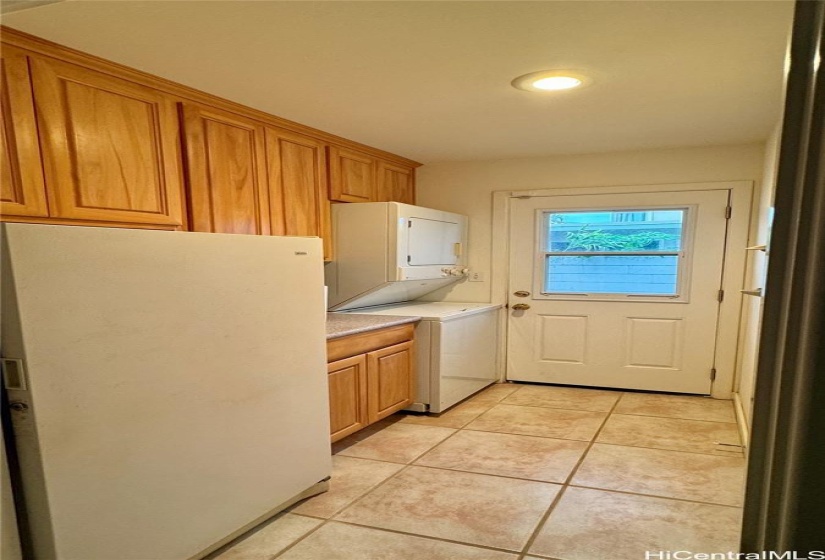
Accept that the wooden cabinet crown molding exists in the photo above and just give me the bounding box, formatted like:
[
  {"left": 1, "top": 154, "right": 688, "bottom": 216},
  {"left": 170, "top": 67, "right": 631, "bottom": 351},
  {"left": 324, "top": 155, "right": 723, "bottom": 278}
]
[{"left": 0, "top": 26, "right": 422, "bottom": 170}]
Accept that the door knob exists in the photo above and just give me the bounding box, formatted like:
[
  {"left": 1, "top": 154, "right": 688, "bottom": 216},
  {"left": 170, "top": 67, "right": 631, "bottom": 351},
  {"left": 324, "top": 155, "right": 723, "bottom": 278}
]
[
  {"left": 512, "top": 303, "right": 530, "bottom": 311},
  {"left": 513, "top": 291, "right": 530, "bottom": 297}
]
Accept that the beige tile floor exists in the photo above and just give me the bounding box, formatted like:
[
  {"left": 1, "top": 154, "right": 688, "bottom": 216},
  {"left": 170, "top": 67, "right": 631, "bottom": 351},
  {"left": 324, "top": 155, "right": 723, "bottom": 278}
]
[{"left": 213, "top": 383, "right": 746, "bottom": 560}]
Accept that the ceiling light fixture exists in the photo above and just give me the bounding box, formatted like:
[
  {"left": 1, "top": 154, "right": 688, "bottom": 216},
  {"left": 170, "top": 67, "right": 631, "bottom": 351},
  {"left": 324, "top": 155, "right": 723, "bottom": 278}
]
[{"left": 512, "top": 70, "right": 590, "bottom": 92}]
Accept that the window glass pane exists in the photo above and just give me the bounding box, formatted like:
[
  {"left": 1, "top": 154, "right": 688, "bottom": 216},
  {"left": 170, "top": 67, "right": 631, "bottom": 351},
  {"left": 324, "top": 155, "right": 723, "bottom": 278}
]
[
  {"left": 546, "top": 209, "right": 685, "bottom": 252},
  {"left": 544, "top": 255, "right": 680, "bottom": 295}
]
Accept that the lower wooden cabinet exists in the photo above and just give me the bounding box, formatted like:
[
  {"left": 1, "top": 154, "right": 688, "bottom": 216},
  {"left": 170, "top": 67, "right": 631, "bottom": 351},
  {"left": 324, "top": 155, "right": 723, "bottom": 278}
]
[
  {"left": 327, "top": 325, "right": 415, "bottom": 442},
  {"left": 327, "top": 354, "right": 369, "bottom": 442},
  {"left": 367, "top": 341, "right": 414, "bottom": 423}
]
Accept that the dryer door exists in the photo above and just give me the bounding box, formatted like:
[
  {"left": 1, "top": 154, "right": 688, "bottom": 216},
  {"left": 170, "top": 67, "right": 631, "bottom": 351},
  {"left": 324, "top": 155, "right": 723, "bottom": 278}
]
[{"left": 407, "top": 218, "right": 462, "bottom": 266}]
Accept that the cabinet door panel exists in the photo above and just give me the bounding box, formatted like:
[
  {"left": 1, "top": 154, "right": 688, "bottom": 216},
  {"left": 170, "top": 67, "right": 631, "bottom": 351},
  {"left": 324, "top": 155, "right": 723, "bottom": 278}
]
[
  {"left": 328, "top": 354, "right": 369, "bottom": 442},
  {"left": 367, "top": 340, "right": 414, "bottom": 423},
  {"left": 30, "top": 57, "right": 184, "bottom": 226},
  {"left": 328, "top": 145, "right": 375, "bottom": 203},
  {"left": 376, "top": 161, "right": 414, "bottom": 205},
  {"left": 182, "top": 104, "right": 270, "bottom": 235},
  {"left": 0, "top": 47, "right": 48, "bottom": 217},
  {"left": 265, "top": 128, "right": 331, "bottom": 257}
]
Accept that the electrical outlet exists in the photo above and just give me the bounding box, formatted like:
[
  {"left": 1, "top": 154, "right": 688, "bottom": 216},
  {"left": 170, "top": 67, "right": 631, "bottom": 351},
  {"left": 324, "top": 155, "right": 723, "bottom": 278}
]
[{"left": 468, "top": 270, "right": 485, "bottom": 282}]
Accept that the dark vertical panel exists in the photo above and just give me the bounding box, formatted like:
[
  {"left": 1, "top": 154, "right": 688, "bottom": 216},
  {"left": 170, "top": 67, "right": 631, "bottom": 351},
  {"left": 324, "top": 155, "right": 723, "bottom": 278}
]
[{"left": 742, "top": 0, "right": 825, "bottom": 553}]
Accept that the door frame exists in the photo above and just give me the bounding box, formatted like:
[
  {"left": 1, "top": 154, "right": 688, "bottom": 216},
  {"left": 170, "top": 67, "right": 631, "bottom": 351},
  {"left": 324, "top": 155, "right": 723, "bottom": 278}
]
[{"left": 491, "top": 180, "right": 754, "bottom": 399}]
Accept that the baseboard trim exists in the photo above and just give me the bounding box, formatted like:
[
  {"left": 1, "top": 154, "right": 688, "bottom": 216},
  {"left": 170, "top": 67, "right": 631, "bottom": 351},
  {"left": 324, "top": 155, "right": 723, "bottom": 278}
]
[{"left": 732, "top": 392, "right": 751, "bottom": 457}]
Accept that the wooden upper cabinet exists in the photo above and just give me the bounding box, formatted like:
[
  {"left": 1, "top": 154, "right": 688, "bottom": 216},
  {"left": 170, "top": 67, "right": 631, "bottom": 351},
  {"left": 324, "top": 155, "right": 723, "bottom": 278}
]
[
  {"left": 0, "top": 47, "right": 49, "bottom": 218},
  {"left": 29, "top": 57, "right": 185, "bottom": 227},
  {"left": 181, "top": 104, "right": 270, "bottom": 235},
  {"left": 376, "top": 160, "right": 415, "bottom": 204},
  {"left": 265, "top": 127, "right": 331, "bottom": 257},
  {"left": 328, "top": 145, "right": 375, "bottom": 203}
]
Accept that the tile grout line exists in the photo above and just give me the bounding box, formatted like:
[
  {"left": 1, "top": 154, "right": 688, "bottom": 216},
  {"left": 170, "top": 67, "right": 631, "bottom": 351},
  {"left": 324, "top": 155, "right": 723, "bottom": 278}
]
[
  {"left": 515, "top": 391, "right": 626, "bottom": 560},
  {"left": 406, "top": 461, "right": 573, "bottom": 485},
  {"left": 328, "top": 518, "right": 526, "bottom": 556},
  {"left": 271, "top": 428, "right": 450, "bottom": 560},
  {"left": 607, "top": 411, "right": 738, "bottom": 425},
  {"left": 460, "top": 425, "right": 598, "bottom": 443},
  {"left": 592, "top": 440, "right": 746, "bottom": 458},
  {"left": 270, "top": 463, "right": 417, "bottom": 559},
  {"left": 254, "top": 385, "right": 742, "bottom": 558},
  {"left": 314, "top": 422, "right": 472, "bottom": 521},
  {"left": 482, "top": 400, "right": 738, "bottom": 424},
  {"left": 270, "top": 395, "right": 523, "bottom": 559},
  {"left": 565, "top": 483, "right": 744, "bottom": 509}
]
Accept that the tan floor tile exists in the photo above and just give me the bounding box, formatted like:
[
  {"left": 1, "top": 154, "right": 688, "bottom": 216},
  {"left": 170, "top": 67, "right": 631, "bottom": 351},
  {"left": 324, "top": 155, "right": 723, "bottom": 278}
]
[
  {"left": 398, "top": 400, "right": 491, "bottom": 429},
  {"left": 278, "top": 521, "right": 518, "bottom": 559},
  {"left": 572, "top": 443, "right": 746, "bottom": 506},
  {"left": 466, "top": 383, "right": 520, "bottom": 404},
  {"left": 502, "top": 384, "right": 621, "bottom": 412},
  {"left": 529, "top": 487, "right": 742, "bottom": 560},
  {"left": 597, "top": 414, "right": 742, "bottom": 455},
  {"left": 615, "top": 392, "right": 736, "bottom": 423},
  {"left": 335, "top": 422, "right": 456, "bottom": 464},
  {"left": 334, "top": 466, "right": 560, "bottom": 551},
  {"left": 465, "top": 404, "right": 606, "bottom": 441},
  {"left": 291, "top": 456, "right": 403, "bottom": 518},
  {"left": 214, "top": 513, "right": 321, "bottom": 560},
  {"left": 415, "top": 430, "right": 588, "bottom": 483}
]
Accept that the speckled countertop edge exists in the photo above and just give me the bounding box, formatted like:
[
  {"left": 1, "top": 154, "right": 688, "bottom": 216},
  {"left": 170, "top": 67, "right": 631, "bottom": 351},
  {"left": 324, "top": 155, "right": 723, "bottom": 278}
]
[{"left": 326, "top": 313, "right": 421, "bottom": 340}]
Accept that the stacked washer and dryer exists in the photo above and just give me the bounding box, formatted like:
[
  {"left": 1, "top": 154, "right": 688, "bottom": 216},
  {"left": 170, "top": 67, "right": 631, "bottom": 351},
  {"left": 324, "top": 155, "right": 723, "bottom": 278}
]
[{"left": 325, "top": 202, "right": 501, "bottom": 413}]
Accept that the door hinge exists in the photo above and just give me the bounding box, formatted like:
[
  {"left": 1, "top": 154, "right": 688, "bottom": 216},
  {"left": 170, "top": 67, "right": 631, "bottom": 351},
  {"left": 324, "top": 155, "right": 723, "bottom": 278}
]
[
  {"left": 718, "top": 289, "right": 725, "bottom": 303},
  {"left": 710, "top": 368, "right": 717, "bottom": 381},
  {"left": 725, "top": 206, "right": 732, "bottom": 219},
  {"left": 408, "top": 220, "right": 412, "bottom": 228},
  {"left": 407, "top": 255, "right": 411, "bottom": 264}
]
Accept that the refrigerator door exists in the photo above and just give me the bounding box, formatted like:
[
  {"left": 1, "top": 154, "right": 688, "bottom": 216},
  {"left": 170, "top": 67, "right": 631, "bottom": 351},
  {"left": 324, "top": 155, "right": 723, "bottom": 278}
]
[{"left": 1, "top": 224, "right": 331, "bottom": 560}]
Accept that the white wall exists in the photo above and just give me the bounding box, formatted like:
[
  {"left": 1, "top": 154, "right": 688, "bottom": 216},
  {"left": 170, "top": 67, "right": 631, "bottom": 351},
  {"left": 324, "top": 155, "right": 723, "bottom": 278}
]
[
  {"left": 416, "top": 143, "right": 766, "bottom": 303},
  {"left": 734, "top": 128, "right": 781, "bottom": 430}
]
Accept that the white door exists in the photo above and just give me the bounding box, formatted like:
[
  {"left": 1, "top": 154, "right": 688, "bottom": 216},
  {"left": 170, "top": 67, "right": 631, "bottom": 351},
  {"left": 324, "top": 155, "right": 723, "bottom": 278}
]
[{"left": 507, "top": 189, "right": 730, "bottom": 394}]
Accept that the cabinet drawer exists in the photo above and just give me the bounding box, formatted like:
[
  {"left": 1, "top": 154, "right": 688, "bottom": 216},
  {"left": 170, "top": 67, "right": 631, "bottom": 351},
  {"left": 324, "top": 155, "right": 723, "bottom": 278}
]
[{"left": 326, "top": 324, "right": 414, "bottom": 362}]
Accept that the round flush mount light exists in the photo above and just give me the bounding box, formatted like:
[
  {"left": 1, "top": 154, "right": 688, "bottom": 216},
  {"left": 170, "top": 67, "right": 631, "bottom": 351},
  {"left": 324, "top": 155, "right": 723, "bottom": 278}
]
[{"left": 511, "top": 70, "right": 590, "bottom": 92}]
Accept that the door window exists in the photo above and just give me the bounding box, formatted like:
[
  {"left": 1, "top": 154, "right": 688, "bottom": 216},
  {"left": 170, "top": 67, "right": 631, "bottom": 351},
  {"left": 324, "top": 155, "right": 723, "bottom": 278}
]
[{"left": 541, "top": 208, "right": 690, "bottom": 297}]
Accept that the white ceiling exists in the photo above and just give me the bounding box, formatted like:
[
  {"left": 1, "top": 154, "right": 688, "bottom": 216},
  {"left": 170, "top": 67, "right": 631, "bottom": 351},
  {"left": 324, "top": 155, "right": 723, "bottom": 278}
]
[{"left": 2, "top": 1, "right": 792, "bottom": 163}]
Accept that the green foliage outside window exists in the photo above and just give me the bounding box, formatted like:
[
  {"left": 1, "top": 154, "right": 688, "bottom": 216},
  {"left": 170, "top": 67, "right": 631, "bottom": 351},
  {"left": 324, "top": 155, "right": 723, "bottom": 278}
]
[{"left": 563, "top": 228, "right": 679, "bottom": 252}]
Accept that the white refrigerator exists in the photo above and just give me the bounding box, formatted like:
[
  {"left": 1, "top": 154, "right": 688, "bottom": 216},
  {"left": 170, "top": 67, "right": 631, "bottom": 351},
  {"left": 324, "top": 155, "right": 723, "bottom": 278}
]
[{"left": 0, "top": 224, "right": 331, "bottom": 559}]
